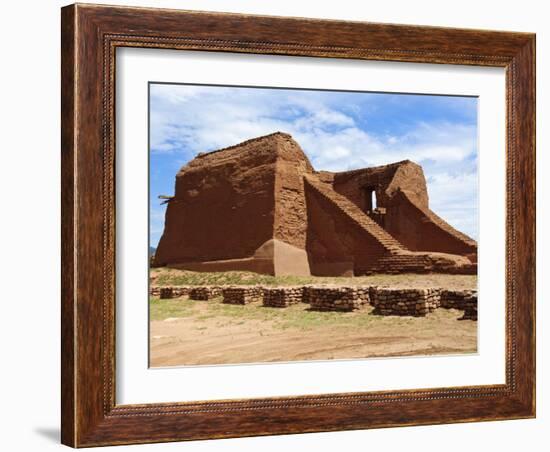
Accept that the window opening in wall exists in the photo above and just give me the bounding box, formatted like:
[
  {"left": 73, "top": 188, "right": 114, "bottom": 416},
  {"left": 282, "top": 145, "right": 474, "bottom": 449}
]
[{"left": 364, "top": 186, "right": 377, "bottom": 213}]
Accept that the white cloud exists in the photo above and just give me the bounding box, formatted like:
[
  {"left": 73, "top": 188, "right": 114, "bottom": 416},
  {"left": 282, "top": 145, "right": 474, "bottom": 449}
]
[
  {"left": 150, "top": 85, "right": 476, "bottom": 171},
  {"left": 293, "top": 108, "right": 355, "bottom": 130}
]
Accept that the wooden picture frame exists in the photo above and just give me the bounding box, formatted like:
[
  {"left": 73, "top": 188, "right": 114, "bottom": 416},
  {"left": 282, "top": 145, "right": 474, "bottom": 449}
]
[{"left": 61, "top": 3, "right": 535, "bottom": 447}]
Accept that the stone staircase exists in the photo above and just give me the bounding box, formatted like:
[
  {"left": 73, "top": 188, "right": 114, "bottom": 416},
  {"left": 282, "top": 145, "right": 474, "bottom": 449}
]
[
  {"left": 304, "top": 175, "right": 475, "bottom": 275},
  {"left": 304, "top": 175, "right": 407, "bottom": 254}
]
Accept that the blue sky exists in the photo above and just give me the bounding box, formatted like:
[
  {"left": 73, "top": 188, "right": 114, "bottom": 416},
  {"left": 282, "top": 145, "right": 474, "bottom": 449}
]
[{"left": 149, "top": 83, "right": 478, "bottom": 248}]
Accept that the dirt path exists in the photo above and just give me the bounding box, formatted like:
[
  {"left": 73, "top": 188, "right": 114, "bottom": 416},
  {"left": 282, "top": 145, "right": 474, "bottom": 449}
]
[{"left": 150, "top": 302, "right": 476, "bottom": 367}]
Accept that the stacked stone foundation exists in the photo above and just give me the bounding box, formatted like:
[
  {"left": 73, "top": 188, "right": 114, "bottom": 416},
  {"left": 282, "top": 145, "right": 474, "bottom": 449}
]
[
  {"left": 153, "top": 285, "right": 217, "bottom": 300},
  {"left": 306, "top": 286, "right": 370, "bottom": 312},
  {"left": 189, "top": 286, "right": 222, "bottom": 301},
  {"left": 158, "top": 286, "right": 192, "bottom": 299},
  {"left": 222, "top": 286, "right": 263, "bottom": 305},
  {"left": 263, "top": 287, "right": 304, "bottom": 307},
  {"left": 439, "top": 290, "right": 478, "bottom": 320},
  {"left": 460, "top": 295, "right": 478, "bottom": 320},
  {"left": 440, "top": 290, "right": 477, "bottom": 310},
  {"left": 150, "top": 284, "right": 477, "bottom": 321},
  {"left": 371, "top": 288, "right": 441, "bottom": 317},
  {"left": 159, "top": 287, "right": 173, "bottom": 299}
]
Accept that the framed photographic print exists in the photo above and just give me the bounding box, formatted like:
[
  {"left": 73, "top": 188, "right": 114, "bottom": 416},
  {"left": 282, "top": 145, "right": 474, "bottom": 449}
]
[{"left": 61, "top": 3, "right": 535, "bottom": 447}]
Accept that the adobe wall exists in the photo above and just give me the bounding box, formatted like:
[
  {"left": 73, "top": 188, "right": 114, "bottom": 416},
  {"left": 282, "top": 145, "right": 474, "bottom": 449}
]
[
  {"left": 387, "top": 163, "right": 430, "bottom": 207},
  {"left": 302, "top": 177, "right": 474, "bottom": 275},
  {"left": 273, "top": 135, "right": 313, "bottom": 250},
  {"left": 154, "top": 132, "right": 478, "bottom": 275},
  {"left": 367, "top": 251, "right": 475, "bottom": 275},
  {"left": 167, "top": 256, "right": 275, "bottom": 275},
  {"left": 329, "top": 160, "right": 476, "bottom": 259},
  {"left": 304, "top": 179, "right": 389, "bottom": 276},
  {"left": 154, "top": 136, "right": 280, "bottom": 266},
  {"left": 331, "top": 160, "right": 429, "bottom": 211},
  {"left": 385, "top": 190, "right": 477, "bottom": 257}
]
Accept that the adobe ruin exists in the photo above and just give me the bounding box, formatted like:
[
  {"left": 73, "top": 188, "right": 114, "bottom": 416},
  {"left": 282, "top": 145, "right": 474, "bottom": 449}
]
[{"left": 153, "top": 132, "right": 477, "bottom": 276}]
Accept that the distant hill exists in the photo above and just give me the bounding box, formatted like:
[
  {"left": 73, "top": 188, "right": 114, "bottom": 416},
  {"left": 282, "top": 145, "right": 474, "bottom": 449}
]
[{"left": 149, "top": 246, "right": 156, "bottom": 257}]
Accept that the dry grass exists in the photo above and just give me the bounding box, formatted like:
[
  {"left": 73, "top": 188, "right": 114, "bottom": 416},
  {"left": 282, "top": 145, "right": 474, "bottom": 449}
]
[
  {"left": 150, "top": 267, "right": 477, "bottom": 290},
  {"left": 151, "top": 296, "right": 465, "bottom": 330}
]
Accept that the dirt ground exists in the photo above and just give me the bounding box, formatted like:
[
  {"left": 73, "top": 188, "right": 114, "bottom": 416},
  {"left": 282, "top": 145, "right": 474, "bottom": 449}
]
[{"left": 149, "top": 295, "right": 477, "bottom": 367}]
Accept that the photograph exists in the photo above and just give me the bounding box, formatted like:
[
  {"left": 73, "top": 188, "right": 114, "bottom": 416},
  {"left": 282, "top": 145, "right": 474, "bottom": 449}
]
[{"left": 148, "top": 83, "right": 479, "bottom": 367}]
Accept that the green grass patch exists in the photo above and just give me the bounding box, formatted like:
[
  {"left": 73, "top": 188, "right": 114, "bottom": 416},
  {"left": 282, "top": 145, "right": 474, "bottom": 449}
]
[
  {"left": 150, "top": 295, "right": 466, "bottom": 332},
  {"left": 149, "top": 297, "right": 197, "bottom": 321}
]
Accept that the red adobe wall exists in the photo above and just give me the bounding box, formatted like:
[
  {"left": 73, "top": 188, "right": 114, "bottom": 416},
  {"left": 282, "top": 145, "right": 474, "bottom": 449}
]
[
  {"left": 154, "top": 135, "right": 279, "bottom": 266},
  {"left": 154, "top": 132, "right": 315, "bottom": 271},
  {"left": 304, "top": 176, "right": 404, "bottom": 275},
  {"left": 273, "top": 135, "right": 314, "bottom": 250},
  {"left": 304, "top": 176, "right": 475, "bottom": 275},
  {"left": 305, "top": 184, "right": 385, "bottom": 275},
  {"left": 154, "top": 133, "right": 477, "bottom": 275},
  {"left": 329, "top": 160, "right": 476, "bottom": 261},
  {"left": 331, "top": 160, "right": 429, "bottom": 211},
  {"left": 385, "top": 190, "right": 477, "bottom": 258}
]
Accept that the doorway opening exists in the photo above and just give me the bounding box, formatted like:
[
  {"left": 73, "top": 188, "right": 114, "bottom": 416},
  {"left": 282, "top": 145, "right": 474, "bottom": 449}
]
[{"left": 363, "top": 186, "right": 377, "bottom": 213}]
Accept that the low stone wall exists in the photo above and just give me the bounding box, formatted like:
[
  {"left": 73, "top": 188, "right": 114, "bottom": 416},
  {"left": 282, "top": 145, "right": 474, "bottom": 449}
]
[
  {"left": 440, "top": 289, "right": 477, "bottom": 310},
  {"left": 157, "top": 286, "right": 193, "bottom": 299},
  {"left": 222, "top": 286, "right": 263, "bottom": 305},
  {"left": 150, "top": 284, "right": 477, "bottom": 321},
  {"left": 459, "top": 293, "right": 478, "bottom": 320},
  {"left": 371, "top": 288, "right": 440, "bottom": 317},
  {"left": 302, "top": 285, "right": 313, "bottom": 304},
  {"left": 151, "top": 285, "right": 250, "bottom": 301},
  {"left": 307, "top": 286, "right": 370, "bottom": 311},
  {"left": 189, "top": 286, "right": 222, "bottom": 301},
  {"left": 440, "top": 289, "right": 478, "bottom": 320},
  {"left": 263, "top": 286, "right": 304, "bottom": 307}
]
